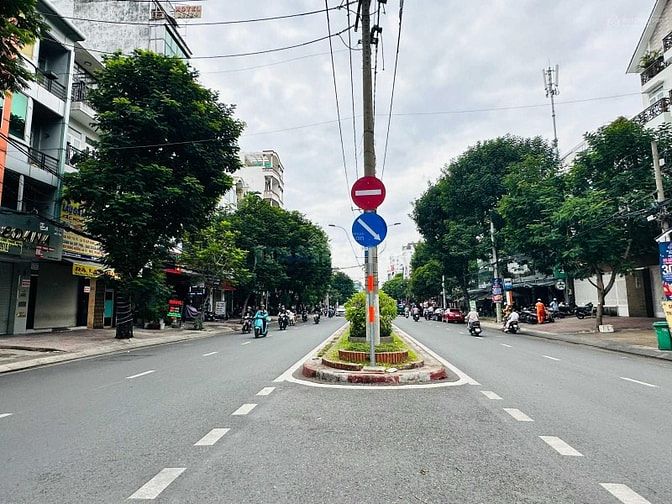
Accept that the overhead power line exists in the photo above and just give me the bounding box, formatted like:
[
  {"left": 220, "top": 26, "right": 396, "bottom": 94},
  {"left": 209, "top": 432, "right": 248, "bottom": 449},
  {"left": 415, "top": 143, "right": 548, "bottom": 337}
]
[
  {"left": 381, "top": 0, "right": 404, "bottom": 179},
  {"left": 345, "top": 0, "right": 359, "bottom": 178}
]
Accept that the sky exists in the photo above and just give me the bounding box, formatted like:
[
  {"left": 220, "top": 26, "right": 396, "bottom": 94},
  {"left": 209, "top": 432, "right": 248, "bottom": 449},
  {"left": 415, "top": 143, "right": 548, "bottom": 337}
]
[{"left": 182, "top": 0, "right": 649, "bottom": 280}]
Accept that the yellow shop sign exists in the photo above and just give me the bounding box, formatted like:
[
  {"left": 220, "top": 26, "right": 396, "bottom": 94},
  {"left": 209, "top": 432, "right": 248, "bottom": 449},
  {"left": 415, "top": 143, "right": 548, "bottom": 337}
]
[{"left": 72, "top": 262, "right": 105, "bottom": 278}]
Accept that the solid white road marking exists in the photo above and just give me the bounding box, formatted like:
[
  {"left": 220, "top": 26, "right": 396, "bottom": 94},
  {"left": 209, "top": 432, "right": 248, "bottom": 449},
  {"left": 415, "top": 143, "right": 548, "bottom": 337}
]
[
  {"left": 194, "top": 428, "right": 230, "bottom": 446},
  {"left": 620, "top": 377, "right": 658, "bottom": 388},
  {"left": 0, "top": 413, "right": 13, "bottom": 419},
  {"left": 539, "top": 436, "right": 583, "bottom": 456},
  {"left": 128, "top": 468, "right": 185, "bottom": 500},
  {"left": 599, "top": 483, "right": 652, "bottom": 504},
  {"left": 232, "top": 403, "right": 257, "bottom": 415},
  {"left": 125, "top": 370, "right": 156, "bottom": 380},
  {"left": 503, "top": 408, "right": 534, "bottom": 422},
  {"left": 202, "top": 351, "right": 218, "bottom": 357},
  {"left": 256, "top": 387, "right": 275, "bottom": 396},
  {"left": 241, "top": 341, "right": 251, "bottom": 346},
  {"left": 501, "top": 343, "right": 513, "bottom": 348},
  {"left": 480, "top": 391, "right": 502, "bottom": 400},
  {"left": 543, "top": 355, "right": 560, "bottom": 361}
]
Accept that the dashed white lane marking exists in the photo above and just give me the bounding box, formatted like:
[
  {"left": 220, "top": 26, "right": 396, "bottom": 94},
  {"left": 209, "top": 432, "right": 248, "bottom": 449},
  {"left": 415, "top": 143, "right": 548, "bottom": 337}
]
[
  {"left": 0, "top": 413, "right": 13, "bottom": 419},
  {"left": 503, "top": 408, "right": 534, "bottom": 422},
  {"left": 543, "top": 355, "right": 560, "bottom": 361},
  {"left": 126, "top": 370, "right": 156, "bottom": 380},
  {"left": 256, "top": 387, "right": 275, "bottom": 396},
  {"left": 480, "top": 391, "right": 502, "bottom": 400},
  {"left": 620, "top": 377, "right": 658, "bottom": 388},
  {"left": 202, "top": 351, "right": 218, "bottom": 357},
  {"left": 599, "top": 483, "right": 652, "bottom": 504},
  {"left": 232, "top": 403, "right": 257, "bottom": 415},
  {"left": 241, "top": 341, "right": 251, "bottom": 346},
  {"left": 128, "top": 468, "right": 185, "bottom": 499},
  {"left": 500, "top": 343, "right": 513, "bottom": 348},
  {"left": 539, "top": 436, "right": 583, "bottom": 456},
  {"left": 194, "top": 428, "right": 230, "bottom": 446}
]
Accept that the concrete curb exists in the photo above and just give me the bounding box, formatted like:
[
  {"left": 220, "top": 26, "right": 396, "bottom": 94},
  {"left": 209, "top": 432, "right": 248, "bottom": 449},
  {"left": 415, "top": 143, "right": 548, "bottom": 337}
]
[
  {"left": 0, "top": 328, "right": 234, "bottom": 375},
  {"left": 480, "top": 321, "right": 672, "bottom": 361},
  {"left": 302, "top": 359, "right": 448, "bottom": 384}
]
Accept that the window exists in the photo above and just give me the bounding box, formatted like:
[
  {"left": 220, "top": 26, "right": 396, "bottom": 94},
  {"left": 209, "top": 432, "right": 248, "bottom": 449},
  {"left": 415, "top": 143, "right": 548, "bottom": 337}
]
[
  {"left": 164, "top": 31, "right": 186, "bottom": 59},
  {"left": 67, "top": 127, "right": 83, "bottom": 150},
  {"left": 9, "top": 92, "right": 29, "bottom": 139},
  {"left": 649, "top": 85, "right": 666, "bottom": 105}
]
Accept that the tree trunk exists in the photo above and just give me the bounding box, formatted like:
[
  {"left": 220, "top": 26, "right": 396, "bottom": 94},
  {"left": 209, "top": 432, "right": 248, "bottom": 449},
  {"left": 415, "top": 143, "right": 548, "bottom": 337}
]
[
  {"left": 115, "top": 292, "right": 134, "bottom": 339},
  {"left": 461, "top": 277, "right": 470, "bottom": 313},
  {"left": 241, "top": 292, "right": 252, "bottom": 318},
  {"left": 595, "top": 271, "right": 605, "bottom": 330}
]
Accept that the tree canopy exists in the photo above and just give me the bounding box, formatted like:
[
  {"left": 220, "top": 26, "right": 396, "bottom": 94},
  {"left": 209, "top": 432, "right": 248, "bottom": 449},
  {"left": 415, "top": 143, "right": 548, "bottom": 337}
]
[
  {"left": 381, "top": 273, "right": 408, "bottom": 303},
  {"left": 329, "top": 271, "right": 357, "bottom": 305},
  {"left": 1, "top": 0, "right": 45, "bottom": 92}
]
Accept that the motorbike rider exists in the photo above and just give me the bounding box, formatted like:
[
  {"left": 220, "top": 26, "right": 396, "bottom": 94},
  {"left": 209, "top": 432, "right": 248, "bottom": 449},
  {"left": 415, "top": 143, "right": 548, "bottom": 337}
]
[
  {"left": 465, "top": 307, "right": 480, "bottom": 330},
  {"left": 504, "top": 308, "right": 520, "bottom": 332},
  {"left": 254, "top": 305, "right": 269, "bottom": 334}
]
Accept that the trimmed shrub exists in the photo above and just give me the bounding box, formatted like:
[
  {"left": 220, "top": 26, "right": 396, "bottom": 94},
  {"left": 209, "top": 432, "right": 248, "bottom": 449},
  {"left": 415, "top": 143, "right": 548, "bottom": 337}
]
[{"left": 345, "top": 290, "right": 397, "bottom": 339}]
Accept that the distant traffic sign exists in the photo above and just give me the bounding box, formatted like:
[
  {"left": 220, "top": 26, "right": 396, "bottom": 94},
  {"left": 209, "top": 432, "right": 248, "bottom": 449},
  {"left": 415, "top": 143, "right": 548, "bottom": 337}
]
[
  {"left": 352, "top": 213, "right": 388, "bottom": 247},
  {"left": 351, "top": 176, "right": 386, "bottom": 210}
]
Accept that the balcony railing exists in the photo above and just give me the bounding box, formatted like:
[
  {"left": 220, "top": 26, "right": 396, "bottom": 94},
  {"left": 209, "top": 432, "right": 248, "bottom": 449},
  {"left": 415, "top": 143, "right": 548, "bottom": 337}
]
[
  {"left": 664, "top": 31, "right": 672, "bottom": 52},
  {"left": 634, "top": 96, "right": 671, "bottom": 125},
  {"left": 28, "top": 146, "right": 59, "bottom": 175},
  {"left": 34, "top": 69, "right": 67, "bottom": 100},
  {"left": 71, "top": 80, "right": 94, "bottom": 107},
  {"left": 66, "top": 143, "right": 87, "bottom": 167},
  {"left": 641, "top": 56, "right": 669, "bottom": 85}
]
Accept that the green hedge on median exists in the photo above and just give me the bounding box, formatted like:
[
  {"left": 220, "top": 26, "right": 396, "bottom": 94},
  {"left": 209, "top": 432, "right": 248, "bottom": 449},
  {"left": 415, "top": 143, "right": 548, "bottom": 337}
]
[{"left": 344, "top": 290, "right": 397, "bottom": 339}]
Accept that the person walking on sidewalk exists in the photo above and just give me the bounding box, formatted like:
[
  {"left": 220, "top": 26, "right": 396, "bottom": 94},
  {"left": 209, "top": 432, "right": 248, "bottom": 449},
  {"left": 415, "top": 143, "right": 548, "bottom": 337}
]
[{"left": 535, "top": 299, "right": 546, "bottom": 324}]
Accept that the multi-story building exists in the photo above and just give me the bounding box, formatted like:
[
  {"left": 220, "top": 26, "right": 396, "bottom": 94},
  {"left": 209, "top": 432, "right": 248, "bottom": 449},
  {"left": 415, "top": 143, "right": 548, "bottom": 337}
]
[
  {"left": 51, "top": 0, "right": 192, "bottom": 59},
  {"left": 238, "top": 151, "right": 285, "bottom": 208},
  {"left": 0, "top": 0, "right": 85, "bottom": 335},
  {"left": 386, "top": 243, "right": 416, "bottom": 280}
]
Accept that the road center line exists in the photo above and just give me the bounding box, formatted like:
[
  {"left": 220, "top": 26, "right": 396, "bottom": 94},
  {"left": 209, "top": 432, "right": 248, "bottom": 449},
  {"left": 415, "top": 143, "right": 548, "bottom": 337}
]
[
  {"left": 539, "top": 436, "right": 583, "bottom": 456},
  {"left": 256, "top": 387, "right": 275, "bottom": 396},
  {"left": 125, "top": 370, "right": 156, "bottom": 380},
  {"left": 202, "top": 351, "right": 218, "bottom": 357},
  {"left": 232, "top": 403, "right": 257, "bottom": 416},
  {"left": 241, "top": 341, "right": 251, "bottom": 346},
  {"left": 480, "top": 391, "right": 502, "bottom": 400},
  {"left": 194, "top": 428, "right": 230, "bottom": 446},
  {"left": 500, "top": 343, "right": 513, "bottom": 348},
  {"left": 503, "top": 408, "right": 534, "bottom": 422},
  {"left": 543, "top": 355, "right": 560, "bottom": 361},
  {"left": 0, "top": 413, "right": 13, "bottom": 419},
  {"left": 128, "top": 467, "right": 185, "bottom": 499},
  {"left": 599, "top": 483, "right": 652, "bottom": 504},
  {"left": 620, "top": 377, "right": 658, "bottom": 388}
]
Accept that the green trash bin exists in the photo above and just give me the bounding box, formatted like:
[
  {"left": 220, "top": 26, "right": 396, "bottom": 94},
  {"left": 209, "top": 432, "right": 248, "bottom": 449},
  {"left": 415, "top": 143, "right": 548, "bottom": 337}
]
[{"left": 653, "top": 321, "right": 672, "bottom": 351}]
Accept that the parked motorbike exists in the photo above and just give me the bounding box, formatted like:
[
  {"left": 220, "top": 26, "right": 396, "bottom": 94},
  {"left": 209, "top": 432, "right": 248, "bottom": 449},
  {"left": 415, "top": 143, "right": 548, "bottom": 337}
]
[
  {"left": 313, "top": 312, "right": 321, "bottom": 324},
  {"left": 301, "top": 311, "right": 308, "bottom": 323},
  {"left": 575, "top": 302, "right": 596, "bottom": 319},
  {"left": 278, "top": 313, "right": 289, "bottom": 331},
  {"left": 519, "top": 308, "right": 537, "bottom": 324},
  {"left": 241, "top": 315, "right": 252, "bottom": 334},
  {"left": 468, "top": 321, "right": 482, "bottom": 336},
  {"left": 253, "top": 313, "right": 269, "bottom": 338}
]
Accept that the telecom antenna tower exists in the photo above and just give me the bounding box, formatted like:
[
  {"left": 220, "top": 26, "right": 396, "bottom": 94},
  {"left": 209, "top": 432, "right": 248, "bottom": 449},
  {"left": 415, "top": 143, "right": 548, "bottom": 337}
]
[{"left": 543, "top": 65, "right": 560, "bottom": 157}]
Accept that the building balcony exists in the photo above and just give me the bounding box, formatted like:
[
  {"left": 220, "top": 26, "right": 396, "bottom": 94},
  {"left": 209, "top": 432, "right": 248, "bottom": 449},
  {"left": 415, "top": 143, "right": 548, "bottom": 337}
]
[
  {"left": 263, "top": 189, "right": 283, "bottom": 206},
  {"left": 70, "top": 81, "right": 96, "bottom": 128},
  {"left": 28, "top": 146, "right": 60, "bottom": 176},
  {"left": 641, "top": 56, "right": 669, "bottom": 86},
  {"left": 664, "top": 31, "right": 672, "bottom": 53},
  {"left": 634, "top": 96, "right": 670, "bottom": 125},
  {"left": 34, "top": 68, "right": 67, "bottom": 101},
  {"left": 5, "top": 141, "right": 60, "bottom": 187}
]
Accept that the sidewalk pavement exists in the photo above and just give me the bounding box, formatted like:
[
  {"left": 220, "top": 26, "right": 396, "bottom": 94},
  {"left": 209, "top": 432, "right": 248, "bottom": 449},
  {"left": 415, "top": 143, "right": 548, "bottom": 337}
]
[
  {"left": 480, "top": 316, "right": 672, "bottom": 361},
  {"left": 0, "top": 320, "right": 240, "bottom": 374}
]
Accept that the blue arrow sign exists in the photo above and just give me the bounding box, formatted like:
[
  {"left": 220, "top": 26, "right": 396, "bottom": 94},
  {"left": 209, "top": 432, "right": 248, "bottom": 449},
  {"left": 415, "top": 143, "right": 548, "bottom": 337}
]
[{"left": 352, "top": 212, "right": 387, "bottom": 247}]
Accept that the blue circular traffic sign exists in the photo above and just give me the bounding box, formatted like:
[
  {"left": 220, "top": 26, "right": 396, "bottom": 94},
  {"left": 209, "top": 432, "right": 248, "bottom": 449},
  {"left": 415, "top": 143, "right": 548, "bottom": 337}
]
[{"left": 351, "top": 213, "right": 387, "bottom": 247}]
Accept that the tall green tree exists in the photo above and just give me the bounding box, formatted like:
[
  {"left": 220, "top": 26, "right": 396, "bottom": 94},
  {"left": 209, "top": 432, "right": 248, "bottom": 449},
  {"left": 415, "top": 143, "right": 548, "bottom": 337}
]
[
  {"left": 180, "top": 212, "right": 249, "bottom": 328},
  {"left": 1, "top": 0, "right": 45, "bottom": 92},
  {"left": 65, "top": 50, "right": 243, "bottom": 338},
  {"left": 381, "top": 273, "right": 409, "bottom": 303},
  {"left": 328, "top": 271, "right": 356, "bottom": 306}
]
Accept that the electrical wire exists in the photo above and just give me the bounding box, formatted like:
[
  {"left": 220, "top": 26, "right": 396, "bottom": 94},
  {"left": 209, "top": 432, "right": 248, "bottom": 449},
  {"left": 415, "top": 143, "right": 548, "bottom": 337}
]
[
  {"left": 345, "top": 0, "right": 359, "bottom": 179},
  {"left": 324, "top": 0, "right": 355, "bottom": 213},
  {"left": 200, "top": 49, "right": 347, "bottom": 74},
  {"left": 380, "top": 0, "right": 403, "bottom": 179}
]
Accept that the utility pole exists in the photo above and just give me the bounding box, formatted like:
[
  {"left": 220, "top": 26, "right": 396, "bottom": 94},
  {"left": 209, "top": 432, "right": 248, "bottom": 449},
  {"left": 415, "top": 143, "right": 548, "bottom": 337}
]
[
  {"left": 652, "top": 140, "right": 669, "bottom": 232},
  {"left": 441, "top": 275, "right": 447, "bottom": 309},
  {"left": 543, "top": 65, "right": 560, "bottom": 158},
  {"left": 360, "top": 0, "right": 381, "bottom": 355},
  {"left": 490, "top": 220, "right": 502, "bottom": 323}
]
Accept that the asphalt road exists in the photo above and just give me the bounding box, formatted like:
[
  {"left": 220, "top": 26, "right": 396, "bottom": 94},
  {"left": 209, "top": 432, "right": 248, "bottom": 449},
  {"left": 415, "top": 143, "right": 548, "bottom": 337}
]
[{"left": 1, "top": 316, "right": 670, "bottom": 503}]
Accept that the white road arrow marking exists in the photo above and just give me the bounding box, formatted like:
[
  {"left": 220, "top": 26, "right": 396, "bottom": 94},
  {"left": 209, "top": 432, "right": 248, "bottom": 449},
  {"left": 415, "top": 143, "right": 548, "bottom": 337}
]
[
  {"left": 354, "top": 189, "right": 382, "bottom": 197},
  {"left": 357, "top": 217, "right": 381, "bottom": 241}
]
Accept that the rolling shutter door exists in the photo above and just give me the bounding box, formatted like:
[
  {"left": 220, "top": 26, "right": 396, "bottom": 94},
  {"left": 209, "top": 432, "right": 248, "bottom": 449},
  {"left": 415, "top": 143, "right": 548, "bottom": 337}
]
[{"left": 0, "top": 263, "right": 13, "bottom": 335}]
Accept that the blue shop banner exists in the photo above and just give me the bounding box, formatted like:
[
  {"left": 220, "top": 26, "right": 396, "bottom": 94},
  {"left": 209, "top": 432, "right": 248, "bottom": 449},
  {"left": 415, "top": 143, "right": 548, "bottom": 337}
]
[{"left": 658, "top": 241, "right": 672, "bottom": 300}]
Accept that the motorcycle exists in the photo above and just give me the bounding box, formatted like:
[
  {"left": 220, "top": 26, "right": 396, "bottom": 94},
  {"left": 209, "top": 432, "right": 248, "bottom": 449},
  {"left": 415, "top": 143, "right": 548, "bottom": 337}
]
[
  {"left": 413, "top": 312, "right": 420, "bottom": 322},
  {"left": 313, "top": 312, "right": 321, "bottom": 324},
  {"left": 301, "top": 311, "right": 308, "bottom": 323},
  {"left": 278, "top": 312, "right": 289, "bottom": 331},
  {"left": 287, "top": 311, "right": 296, "bottom": 326},
  {"left": 503, "top": 320, "right": 520, "bottom": 334},
  {"left": 253, "top": 313, "right": 270, "bottom": 338},
  {"left": 575, "top": 302, "right": 596, "bottom": 319},
  {"left": 519, "top": 308, "right": 537, "bottom": 324},
  {"left": 468, "top": 321, "right": 482, "bottom": 336},
  {"left": 241, "top": 315, "right": 252, "bottom": 334}
]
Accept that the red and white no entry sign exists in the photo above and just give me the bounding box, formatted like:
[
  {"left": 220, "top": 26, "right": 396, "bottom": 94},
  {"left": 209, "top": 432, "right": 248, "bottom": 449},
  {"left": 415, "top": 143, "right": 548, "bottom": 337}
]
[{"left": 351, "top": 176, "right": 386, "bottom": 210}]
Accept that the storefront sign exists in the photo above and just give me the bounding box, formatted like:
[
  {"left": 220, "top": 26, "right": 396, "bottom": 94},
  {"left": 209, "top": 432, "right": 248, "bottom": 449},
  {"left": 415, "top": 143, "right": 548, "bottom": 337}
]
[
  {"left": 215, "top": 301, "right": 226, "bottom": 316},
  {"left": 659, "top": 242, "right": 672, "bottom": 300},
  {"left": 662, "top": 301, "right": 672, "bottom": 328},
  {"left": 72, "top": 262, "right": 105, "bottom": 278},
  {"left": 0, "top": 214, "right": 62, "bottom": 261},
  {"left": 168, "top": 299, "right": 183, "bottom": 319},
  {"left": 491, "top": 278, "right": 503, "bottom": 303},
  {"left": 60, "top": 201, "right": 105, "bottom": 262}
]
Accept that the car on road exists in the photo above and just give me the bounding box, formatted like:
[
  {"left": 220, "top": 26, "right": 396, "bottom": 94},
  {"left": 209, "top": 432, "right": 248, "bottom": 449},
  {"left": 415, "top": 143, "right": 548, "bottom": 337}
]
[
  {"left": 335, "top": 306, "right": 346, "bottom": 316},
  {"left": 432, "top": 308, "right": 444, "bottom": 321},
  {"left": 443, "top": 308, "right": 465, "bottom": 323}
]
